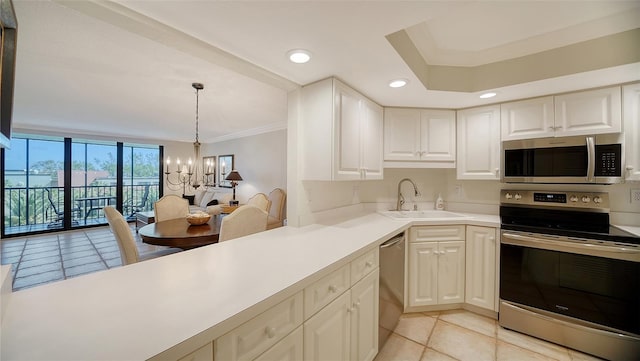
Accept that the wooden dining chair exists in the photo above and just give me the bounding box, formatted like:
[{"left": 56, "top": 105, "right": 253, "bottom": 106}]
[
  {"left": 104, "top": 206, "right": 180, "bottom": 265},
  {"left": 267, "top": 188, "right": 286, "bottom": 229},
  {"left": 154, "top": 194, "right": 190, "bottom": 222},
  {"left": 218, "top": 205, "right": 268, "bottom": 242},
  {"left": 247, "top": 193, "right": 271, "bottom": 213}
]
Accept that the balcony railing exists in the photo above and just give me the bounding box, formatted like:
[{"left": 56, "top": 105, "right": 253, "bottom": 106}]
[{"left": 3, "top": 184, "right": 159, "bottom": 236}]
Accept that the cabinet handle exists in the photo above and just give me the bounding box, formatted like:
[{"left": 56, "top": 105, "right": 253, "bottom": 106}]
[
  {"left": 495, "top": 168, "right": 500, "bottom": 175},
  {"left": 626, "top": 165, "right": 634, "bottom": 171},
  {"left": 328, "top": 285, "right": 338, "bottom": 293},
  {"left": 365, "top": 261, "right": 373, "bottom": 268},
  {"left": 353, "top": 301, "right": 361, "bottom": 309},
  {"left": 265, "top": 326, "right": 276, "bottom": 338}
]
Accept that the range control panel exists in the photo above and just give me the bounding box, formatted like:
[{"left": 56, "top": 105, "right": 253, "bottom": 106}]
[{"left": 501, "top": 190, "right": 609, "bottom": 210}]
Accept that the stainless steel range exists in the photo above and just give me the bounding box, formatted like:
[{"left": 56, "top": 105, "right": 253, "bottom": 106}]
[{"left": 499, "top": 190, "right": 640, "bottom": 360}]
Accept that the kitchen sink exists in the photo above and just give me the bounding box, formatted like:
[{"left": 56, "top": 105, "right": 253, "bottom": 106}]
[{"left": 379, "top": 210, "right": 471, "bottom": 220}]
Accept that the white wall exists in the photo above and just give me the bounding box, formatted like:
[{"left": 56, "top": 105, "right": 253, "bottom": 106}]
[{"left": 202, "top": 130, "right": 287, "bottom": 205}]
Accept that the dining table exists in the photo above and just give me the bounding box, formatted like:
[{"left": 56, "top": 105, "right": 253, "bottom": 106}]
[{"left": 138, "top": 214, "right": 224, "bottom": 250}]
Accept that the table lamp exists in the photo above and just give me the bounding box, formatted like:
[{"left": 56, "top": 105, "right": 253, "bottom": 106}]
[{"left": 225, "top": 170, "right": 243, "bottom": 205}]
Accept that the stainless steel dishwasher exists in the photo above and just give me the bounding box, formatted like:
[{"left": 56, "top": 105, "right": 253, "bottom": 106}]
[{"left": 379, "top": 232, "right": 405, "bottom": 350}]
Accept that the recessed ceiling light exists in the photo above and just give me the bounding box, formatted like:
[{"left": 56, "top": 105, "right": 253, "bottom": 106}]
[
  {"left": 287, "top": 49, "right": 311, "bottom": 64},
  {"left": 389, "top": 79, "right": 408, "bottom": 88},
  {"left": 479, "top": 92, "right": 497, "bottom": 99}
]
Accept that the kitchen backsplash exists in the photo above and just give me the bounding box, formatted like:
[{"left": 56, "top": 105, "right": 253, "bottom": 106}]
[{"left": 299, "top": 168, "right": 640, "bottom": 226}]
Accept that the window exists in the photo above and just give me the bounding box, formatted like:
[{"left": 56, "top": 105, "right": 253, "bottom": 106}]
[{"left": 2, "top": 134, "right": 161, "bottom": 236}]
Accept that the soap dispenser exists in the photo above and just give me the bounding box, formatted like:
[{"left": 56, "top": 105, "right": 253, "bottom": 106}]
[{"left": 435, "top": 193, "right": 444, "bottom": 210}]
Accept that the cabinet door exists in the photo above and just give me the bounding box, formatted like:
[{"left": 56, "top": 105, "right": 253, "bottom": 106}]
[
  {"left": 350, "top": 269, "right": 379, "bottom": 361},
  {"left": 437, "top": 241, "right": 465, "bottom": 304},
  {"left": 178, "top": 343, "right": 213, "bottom": 361},
  {"left": 361, "top": 99, "right": 384, "bottom": 180},
  {"left": 420, "top": 110, "right": 456, "bottom": 163},
  {"left": 554, "top": 86, "right": 622, "bottom": 136},
  {"left": 383, "top": 108, "right": 420, "bottom": 161},
  {"left": 334, "top": 81, "right": 363, "bottom": 180},
  {"left": 501, "top": 96, "right": 554, "bottom": 140},
  {"left": 253, "top": 326, "right": 303, "bottom": 361},
  {"left": 624, "top": 83, "right": 640, "bottom": 181},
  {"left": 456, "top": 105, "right": 501, "bottom": 180},
  {"left": 465, "top": 226, "right": 497, "bottom": 311},
  {"left": 408, "top": 242, "right": 438, "bottom": 307},
  {"left": 304, "top": 291, "right": 351, "bottom": 361}
]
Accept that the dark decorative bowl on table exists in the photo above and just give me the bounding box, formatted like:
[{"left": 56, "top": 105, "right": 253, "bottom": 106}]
[{"left": 186, "top": 212, "right": 211, "bottom": 226}]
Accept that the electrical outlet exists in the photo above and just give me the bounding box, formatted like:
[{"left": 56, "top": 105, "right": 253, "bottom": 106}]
[
  {"left": 632, "top": 189, "right": 640, "bottom": 204},
  {"left": 454, "top": 185, "right": 463, "bottom": 197}
]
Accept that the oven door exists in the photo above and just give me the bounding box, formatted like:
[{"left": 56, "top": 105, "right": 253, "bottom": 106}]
[
  {"left": 500, "top": 231, "right": 640, "bottom": 335},
  {"left": 499, "top": 231, "right": 640, "bottom": 359}
]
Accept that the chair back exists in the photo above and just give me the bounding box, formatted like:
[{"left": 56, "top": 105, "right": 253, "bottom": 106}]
[
  {"left": 219, "top": 205, "right": 268, "bottom": 242},
  {"left": 45, "top": 188, "right": 61, "bottom": 215},
  {"left": 247, "top": 193, "right": 271, "bottom": 212},
  {"left": 138, "top": 184, "right": 151, "bottom": 208},
  {"left": 268, "top": 188, "right": 286, "bottom": 222},
  {"left": 104, "top": 206, "right": 139, "bottom": 265},
  {"left": 154, "top": 195, "right": 189, "bottom": 222}
]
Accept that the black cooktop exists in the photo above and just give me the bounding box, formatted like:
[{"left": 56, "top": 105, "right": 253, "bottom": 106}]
[{"left": 500, "top": 205, "right": 640, "bottom": 246}]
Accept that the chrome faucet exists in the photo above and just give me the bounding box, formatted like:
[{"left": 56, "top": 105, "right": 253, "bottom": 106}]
[{"left": 396, "top": 178, "right": 420, "bottom": 211}]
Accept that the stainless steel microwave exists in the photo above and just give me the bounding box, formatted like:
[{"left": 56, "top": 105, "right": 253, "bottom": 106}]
[{"left": 501, "top": 134, "right": 625, "bottom": 184}]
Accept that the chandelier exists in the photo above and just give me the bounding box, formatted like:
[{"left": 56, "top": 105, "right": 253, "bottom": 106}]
[{"left": 164, "top": 82, "right": 215, "bottom": 194}]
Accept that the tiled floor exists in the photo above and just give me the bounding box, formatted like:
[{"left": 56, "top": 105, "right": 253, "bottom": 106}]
[
  {"left": 375, "top": 310, "right": 604, "bottom": 361},
  {"left": 1, "top": 224, "right": 176, "bottom": 291}
]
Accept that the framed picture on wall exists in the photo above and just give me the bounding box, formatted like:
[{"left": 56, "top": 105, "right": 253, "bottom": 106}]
[
  {"left": 202, "top": 156, "right": 216, "bottom": 186},
  {"left": 218, "top": 154, "right": 234, "bottom": 188}
]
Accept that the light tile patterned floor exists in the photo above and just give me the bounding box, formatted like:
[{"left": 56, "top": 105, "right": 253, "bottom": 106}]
[
  {"left": 1, "top": 224, "right": 177, "bottom": 291},
  {"left": 375, "top": 310, "right": 605, "bottom": 361}
]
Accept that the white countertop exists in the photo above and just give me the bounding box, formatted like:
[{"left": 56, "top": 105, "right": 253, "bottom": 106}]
[{"left": 0, "top": 211, "right": 499, "bottom": 361}]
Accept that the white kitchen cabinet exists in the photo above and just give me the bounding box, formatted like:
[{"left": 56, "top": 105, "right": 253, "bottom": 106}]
[
  {"left": 623, "top": 83, "right": 640, "bottom": 181},
  {"left": 456, "top": 105, "right": 501, "bottom": 180},
  {"left": 384, "top": 108, "right": 456, "bottom": 168},
  {"left": 554, "top": 86, "right": 621, "bottom": 137},
  {"left": 215, "top": 292, "right": 303, "bottom": 361},
  {"left": 407, "top": 226, "right": 465, "bottom": 308},
  {"left": 350, "top": 269, "right": 379, "bottom": 361},
  {"left": 301, "top": 77, "right": 383, "bottom": 181},
  {"left": 501, "top": 87, "right": 622, "bottom": 141},
  {"left": 253, "top": 326, "right": 303, "bottom": 361},
  {"left": 501, "top": 96, "right": 554, "bottom": 140},
  {"left": 465, "top": 226, "right": 498, "bottom": 312},
  {"left": 178, "top": 343, "right": 213, "bottom": 361},
  {"left": 304, "top": 290, "right": 352, "bottom": 361}
]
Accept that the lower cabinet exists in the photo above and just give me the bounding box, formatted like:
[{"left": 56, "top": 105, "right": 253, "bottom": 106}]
[
  {"left": 212, "top": 248, "right": 379, "bottom": 361},
  {"left": 177, "top": 343, "right": 213, "bottom": 361},
  {"left": 407, "top": 226, "right": 465, "bottom": 308},
  {"left": 253, "top": 326, "right": 303, "bottom": 361},
  {"left": 465, "top": 226, "right": 498, "bottom": 311},
  {"left": 304, "top": 269, "right": 379, "bottom": 361}
]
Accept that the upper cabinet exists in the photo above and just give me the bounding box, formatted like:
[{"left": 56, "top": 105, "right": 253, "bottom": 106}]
[
  {"left": 383, "top": 108, "right": 456, "bottom": 168},
  {"left": 301, "top": 78, "right": 383, "bottom": 181},
  {"left": 457, "top": 105, "right": 501, "bottom": 180},
  {"left": 623, "top": 83, "right": 640, "bottom": 181},
  {"left": 501, "top": 86, "right": 622, "bottom": 141},
  {"left": 501, "top": 96, "right": 554, "bottom": 140}
]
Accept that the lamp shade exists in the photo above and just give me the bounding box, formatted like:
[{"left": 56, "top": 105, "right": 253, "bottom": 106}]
[{"left": 225, "top": 170, "right": 243, "bottom": 181}]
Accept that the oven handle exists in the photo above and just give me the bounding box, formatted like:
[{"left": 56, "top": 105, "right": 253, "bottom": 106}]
[{"left": 501, "top": 232, "right": 640, "bottom": 262}]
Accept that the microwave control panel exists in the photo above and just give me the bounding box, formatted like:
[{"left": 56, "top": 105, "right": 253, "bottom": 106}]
[{"left": 595, "top": 144, "right": 621, "bottom": 176}]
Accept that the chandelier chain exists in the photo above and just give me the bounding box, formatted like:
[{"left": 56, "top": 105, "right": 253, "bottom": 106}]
[{"left": 195, "top": 86, "right": 199, "bottom": 143}]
